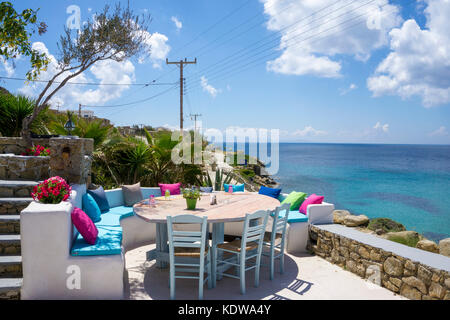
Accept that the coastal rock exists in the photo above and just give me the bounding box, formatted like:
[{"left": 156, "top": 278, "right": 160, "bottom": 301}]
[
  {"left": 384, "top": 231, "right": 420, "bottom": 247},
  {"left": 367, "top": 217, "right": 406, "bottom": 234},
  {"left": 383, "top": 257, "right": 403, "bottom": 276},
  {"left": 439, "top": 238, "right": 450, "bottom": 257},
  {"left": 333, "top": 210, "right": 350, "bottom": 224},
  {"left": 416, "top": 239, "right": 439, "bottom": 253},
  {"left": 343, "top": 215, "right": 369, "bottom": 227}
]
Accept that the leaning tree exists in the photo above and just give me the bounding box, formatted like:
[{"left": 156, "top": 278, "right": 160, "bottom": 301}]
[{"left": 20, "top": 3, "right": 152, "bottom": 143}]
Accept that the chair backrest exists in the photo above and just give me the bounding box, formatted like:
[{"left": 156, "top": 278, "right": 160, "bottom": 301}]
[
  {"left": 167, "top": 215, "right": 208, "bottom": 257},
  {"left": 270, "top": 203, "right": 290, "bottom": 242},
  {"left": 241, "top": 210, "right": 270, "bottom": 251}
]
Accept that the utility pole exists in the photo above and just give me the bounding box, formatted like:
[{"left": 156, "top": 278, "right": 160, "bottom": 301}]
[
  {"left": 189, "top": 113, "right": 202, "bottom": 132},
  {"left": 166, "top": 58, "right": 197, "bottom": 131},
  {"left": 78, "top": 104, "right": 82, "bottom": 117}
]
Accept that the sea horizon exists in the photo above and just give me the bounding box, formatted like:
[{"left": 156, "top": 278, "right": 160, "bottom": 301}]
[{"left": 220, "top": 142, "right": 450, "bottom": 242}]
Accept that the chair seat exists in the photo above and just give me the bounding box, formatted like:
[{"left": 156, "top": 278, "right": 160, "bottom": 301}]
[
  {"left": 174, "top": 246, "right": 209, "bottom": 257},
  {"left": 217, "top": 239, "right": 258, "bottom": 252}
]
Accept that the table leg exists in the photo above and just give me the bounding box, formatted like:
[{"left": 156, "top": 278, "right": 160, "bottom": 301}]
[
  {"left": 212, "top": 222, "right": 224, "bottom": 286},
  {"left": 156, "top": 223, "right": 169, "bottom": 268}
]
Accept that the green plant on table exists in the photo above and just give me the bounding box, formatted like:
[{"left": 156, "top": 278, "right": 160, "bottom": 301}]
[{"left": 182, "top": 188, "right": 201, "bottom": 200}]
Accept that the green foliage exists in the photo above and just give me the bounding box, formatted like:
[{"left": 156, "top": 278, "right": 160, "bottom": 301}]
[
  {"left": 367, "top": 218, "right": 406, "bottom": 234},
  {"left": 0, "top": 1, "right": 49, "bottom": 80},
  {"left": 91, "top": 130, "right": 205, "bottom": 188},
  {"left": 239, "top": 168, "right": 255, "bottom": 179},
  {"left": 182, "top": 188, "right": 201, "bottom": 200},
  {"left": 214, "top": 169, "right": 233, "bottom": 191},
  {"left": 387, "top": 235, "right": 420, "bottom": 248},
  {"left": 0, "top": 93, "right": 38, "bottom": 136}
]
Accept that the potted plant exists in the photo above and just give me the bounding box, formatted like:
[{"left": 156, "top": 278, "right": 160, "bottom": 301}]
[
  {"left": 182, "top": 188, "right": 201, "bottom": 210},
  {"left": 31, "top": 176, "right": 71, "bottom": 204}
]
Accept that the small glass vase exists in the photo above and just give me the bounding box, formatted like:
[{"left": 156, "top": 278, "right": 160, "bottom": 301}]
[{"left": 186, "top": 198, "right": 197, "bottom": 210}]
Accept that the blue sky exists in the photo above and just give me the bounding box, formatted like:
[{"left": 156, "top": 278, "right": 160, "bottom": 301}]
[{"left": 2, "top": 0, "right": 450, "bottom": 144}]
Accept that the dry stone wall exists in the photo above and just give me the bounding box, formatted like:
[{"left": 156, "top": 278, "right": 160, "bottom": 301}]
[{"left": 309, "top": 225, "right": 450, "bottom": 300}]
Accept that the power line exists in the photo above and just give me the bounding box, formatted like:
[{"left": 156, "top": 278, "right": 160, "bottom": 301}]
[
  {"left": 144, "top": 0, "right": 254, "bottom": 84},
  {"left": 186, "top": 0, "right": 399, "bottom": 94},
  {"left": 192, "top": 0, "right": 366, "bottom": 80},
  {"left": 81, "top": 84, "right": 179, "bottom": 108},
  {"left": 0, "top": 76, "right": 177, "bottom": 86}
]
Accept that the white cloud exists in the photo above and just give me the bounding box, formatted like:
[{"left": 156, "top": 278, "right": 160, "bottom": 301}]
[
  {"left": 171, "top": 16, "right": 182, "bottom": 31},
  {"left": 429, "top": 126, "right": 448, "bottom": 136},
  {"left": 0, "top": 57, "right": 15, "bottom": 77},
  {"left": 292, "top": 126, "right": 328, "bottom": 137},
  {"left": 340, "top": 83, "right": 357, "bottom": 95},
  {"left": 263, "top": 0, "right": 402, "bottom": 78},
  {"left": 18, "top": 42, "right": 136, "bottom": 108},
  {"left": 367, "top": 0, "right": 450, "bottom": 107},
  {"left": 373, "top": 121, "right": 389, "bottom": 133},
  {"left": 200, "top": 76, "right": 220, "bottom": 98},
  {"left": 139, "top": 32, "right": 171, "bottom": 68}
]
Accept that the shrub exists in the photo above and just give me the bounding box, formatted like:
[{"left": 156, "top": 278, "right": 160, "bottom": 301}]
[
  {"left": 22, "top": 145, "right": 50, "bottom": 156},
  {"left": 367, "top": 218, "right": 406, "bottom": 234},
  {"left": 31, "top": 176, "right": 71, "bottom": 204}
]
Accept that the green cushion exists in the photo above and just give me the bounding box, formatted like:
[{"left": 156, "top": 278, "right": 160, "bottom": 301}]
[
  {"left": 70, "top": 206, "right": 134, "bottom": 256},
  {"left": 281, "top": 191, "right": 307, "bottom": 211}
]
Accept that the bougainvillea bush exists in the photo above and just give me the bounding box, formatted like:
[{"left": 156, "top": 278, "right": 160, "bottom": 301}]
[
  {"left": 31, "top": 176, "right": 71, "bottom": 204},
  {"left": 22, "top": 145, "right": 50, "bottom": 156}
]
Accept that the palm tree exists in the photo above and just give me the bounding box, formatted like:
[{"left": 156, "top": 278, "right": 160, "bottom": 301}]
[{"left": 0, "top": 94, "right": 36, "bottom": 136}]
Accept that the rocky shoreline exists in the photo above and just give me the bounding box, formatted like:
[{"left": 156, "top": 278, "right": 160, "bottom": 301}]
[{"left": 332, "top": 209, "right": 450, "bottom": 258}]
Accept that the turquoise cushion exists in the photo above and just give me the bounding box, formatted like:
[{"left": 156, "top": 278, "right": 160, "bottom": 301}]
[
  {"left": 70, "top": 206, "right": 134, "bottom": 256},
  {"left": 224, "top": 183, "right": 245, "bottom": 192},
  {"left": 272, "top": 210, "right": 308, "bottom": 223},
  {"left": 82, "top": 193, "right": 101, "bottom": 223}
]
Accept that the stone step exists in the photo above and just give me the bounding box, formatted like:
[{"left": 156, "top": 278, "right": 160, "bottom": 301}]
[
  {"left": 0, "top": 197, "right": 33, "bottom": 215},
  {"left": 0, "top": 180, "right": 39, "bottom": 197},
  {"left": 0, "top": 278, "right": 22, "bottom": 300},
  {"left": 0, "top": 234, "right": 21, "bottom": 255},
  {"left": 0, "top": 215, "right": 20, "bottom": 234},
  {"left": 0, "top": 256, "right": 22, "bottom": 278}
]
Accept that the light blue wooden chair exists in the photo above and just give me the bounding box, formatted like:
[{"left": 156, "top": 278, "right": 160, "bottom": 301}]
[
  {"left": 213, "top": 210, "right": 270, "bottom": 295},
  {"left": 167, "top": 215, "right": 212, "bottom": 300},
  {"left": 261, "top": 203, "right": 290, "bottom": 280}
]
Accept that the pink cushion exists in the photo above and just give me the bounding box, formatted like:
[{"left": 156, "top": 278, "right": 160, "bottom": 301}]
[
  {"left": 299, "top": 194, "right": 324, "bottom": 214},
  {"left": 158, "top": 183, "right": 181, "bottom": 196},
  {"left": 71, "top": 207, "right": 98, "bottom": 245}
]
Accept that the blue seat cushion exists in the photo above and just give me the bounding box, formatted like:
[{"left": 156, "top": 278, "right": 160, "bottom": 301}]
[
  {"left": 87, "top": 186, "right": 110, "bottom": 213},
  {"left": 70, "top": 206, "right": 134, "bottom": 256},
  {"left": 258, "top": 186, "right": 282, "bottom": 199},
  {"left": 272, "top": 209, "right": 308, "bottom": 224}
]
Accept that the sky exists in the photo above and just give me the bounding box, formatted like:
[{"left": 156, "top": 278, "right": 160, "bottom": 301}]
[{"left": 2, "top": 0, "right": 450, "bottom": 144}]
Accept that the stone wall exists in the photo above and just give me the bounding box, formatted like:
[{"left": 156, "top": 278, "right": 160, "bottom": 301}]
[
  {"left": 0, "top": 154, "right": 49, "bottom": 181},
  {"left": 0, "top": 137, "right": 93, "bottom": 185},
  {"left": 309, "top": 225, "right": 450, "bottom": 300},
  {"left": 0, "top": 137, "right": 50, "bottom": 155}
]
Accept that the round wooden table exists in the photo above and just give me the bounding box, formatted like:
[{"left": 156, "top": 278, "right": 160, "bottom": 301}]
[{"left": 133, "top": 192, "right": 280, "bottom": 270}]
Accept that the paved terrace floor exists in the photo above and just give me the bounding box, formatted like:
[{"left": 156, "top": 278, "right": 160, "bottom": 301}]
[{"left": 124, "top": 244, "right": 406, "bottom": 300}]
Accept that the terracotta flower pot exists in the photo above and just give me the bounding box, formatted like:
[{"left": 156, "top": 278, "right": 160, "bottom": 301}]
[{"left": 186, "top": 198, "right": 197, "bottom": 210}]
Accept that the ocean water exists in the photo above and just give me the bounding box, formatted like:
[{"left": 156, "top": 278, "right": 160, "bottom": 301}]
[{"left": 270, "top": 143, "right": 450, "bottom": 242}]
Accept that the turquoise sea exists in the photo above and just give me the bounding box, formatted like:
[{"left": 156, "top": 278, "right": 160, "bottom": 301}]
[{"left": 271, "top": 143, "right": 450, "bottom": 242}]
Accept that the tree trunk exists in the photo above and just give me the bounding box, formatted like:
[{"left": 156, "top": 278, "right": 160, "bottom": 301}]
[{"left": 21, "top": 115, "right": 33, "bottom": 146}]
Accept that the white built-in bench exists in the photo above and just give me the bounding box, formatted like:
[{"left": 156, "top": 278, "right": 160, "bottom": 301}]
[{"left": 20, "top": 187, "right": 334, "bottom": 299}]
